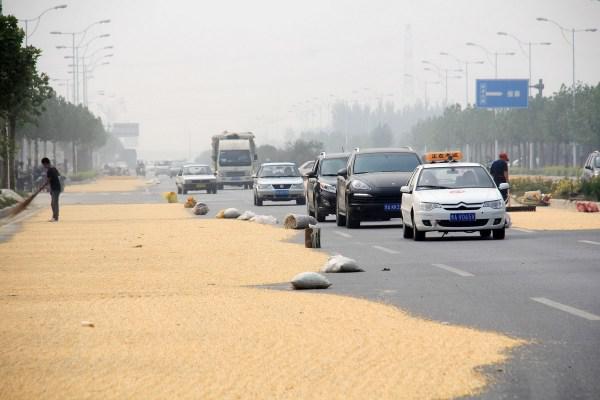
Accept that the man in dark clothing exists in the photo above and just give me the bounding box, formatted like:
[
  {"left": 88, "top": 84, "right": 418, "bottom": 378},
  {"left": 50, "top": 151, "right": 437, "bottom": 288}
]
[
  {"left": 490, "top": 152, "right": 509, "bottom": 201},
  {"left": 41, "top": 157, "right": 61, "bottom": 222}
]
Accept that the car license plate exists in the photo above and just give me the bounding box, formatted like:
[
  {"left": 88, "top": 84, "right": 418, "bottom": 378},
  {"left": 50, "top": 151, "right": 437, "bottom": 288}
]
[
  {"left": 195, "top": 184, "right": 206, "bottom": 189},
  {"left": 450, "top": 213, "right": 476, "bottom": 222},
  {"left": 384, "top": 203, "right": 401, "bottom": 212},
  {"left": 274, "top": 189, "right": 289, "bottom": 197},
  {"left": 231, "top": 176, "right": 241, "bottom": 181}
]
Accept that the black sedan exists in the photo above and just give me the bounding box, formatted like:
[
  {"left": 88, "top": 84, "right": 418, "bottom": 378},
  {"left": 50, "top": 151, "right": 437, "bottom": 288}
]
[
  {"left": 335, "top": 148, "right": 422, "bottom": 228},
  {"left": 306, "top": 152, "right": 350, "bottom": 222}
]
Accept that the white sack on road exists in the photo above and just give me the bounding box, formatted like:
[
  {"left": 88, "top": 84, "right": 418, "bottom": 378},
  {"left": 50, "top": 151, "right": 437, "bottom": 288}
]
[
  {"left": 291, "top": 272, "right": 332, "bottom": 290},
  {"left": 320, "top": 254, "right": 363, "bottom": 273},
  {"left": 237, "top": 211, "right": 256, "bottom": 221},
  {"left": 250, "top": 215, "right": 278, "bottom": 225}
]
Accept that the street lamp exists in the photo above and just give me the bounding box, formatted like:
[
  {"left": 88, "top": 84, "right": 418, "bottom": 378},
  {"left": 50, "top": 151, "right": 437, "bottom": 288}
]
[
  {"left": 465, "top": 42, "right": 515, "bottom": 78},
  {"left": 440, "top": 51, "right": 485, "bottom": 105},
  {"left": 536, "top": 17, "right": 597, "bottom": 106},
  {"left": 18, "top": 4, "right": 67, "bottom": 46},
  {"left": 50, "top": 19, "right": 111, "bottom": 104},
  {"left": 497, "top": 32, "right": 551, "bottom": 96},
  {"left": 422, "top": 60, "right": 462, "bottom": 105}
]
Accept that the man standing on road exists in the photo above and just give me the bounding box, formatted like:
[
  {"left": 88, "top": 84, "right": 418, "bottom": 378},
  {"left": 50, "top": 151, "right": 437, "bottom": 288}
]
[
  {"left": 42, "top": 157, "right": 62, "bottom": 222},
  {"left": 490, "top": 152, "right": 509, "bottom": 202}
]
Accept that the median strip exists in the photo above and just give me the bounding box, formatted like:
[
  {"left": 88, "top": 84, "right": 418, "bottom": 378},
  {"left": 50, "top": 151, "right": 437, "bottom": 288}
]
[
  {"left": 531, "top": 297, "right": 600, "bottom": 321},
  {"left": 431, "top": 263, "right": 475, "bottom": 277}
]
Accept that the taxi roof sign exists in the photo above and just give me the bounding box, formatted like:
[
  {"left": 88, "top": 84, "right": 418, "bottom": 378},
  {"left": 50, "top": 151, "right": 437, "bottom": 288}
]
[{"left": 424, "top": 151, "right": 463, "bottom": 163}]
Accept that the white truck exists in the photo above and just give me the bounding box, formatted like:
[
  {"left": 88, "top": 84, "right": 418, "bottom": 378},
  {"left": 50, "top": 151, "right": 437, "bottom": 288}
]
[{"left": 211, "top": 131, "right": 257, "bottom": 189}]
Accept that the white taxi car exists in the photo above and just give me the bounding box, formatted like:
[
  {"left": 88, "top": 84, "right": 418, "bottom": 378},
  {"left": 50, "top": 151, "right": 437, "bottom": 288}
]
[{"left": 400, "top": 152, "right": 509, "bottom": 241}]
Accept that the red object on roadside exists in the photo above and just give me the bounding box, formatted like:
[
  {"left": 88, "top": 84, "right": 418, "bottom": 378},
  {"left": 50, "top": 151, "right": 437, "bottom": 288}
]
[{"left": 576, "top": 201, "right": 599, "bottom": 213}]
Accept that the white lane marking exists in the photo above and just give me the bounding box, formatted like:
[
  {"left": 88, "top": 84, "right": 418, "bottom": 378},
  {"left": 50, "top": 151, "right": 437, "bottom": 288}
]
[
  {"left": 531, "top": 297, "right": 600, "bottom": 321},
  {"left": 333, "top": 231, "right": 352, "bottom": 238},
  {"left": 578, "top": 240, "right": 600, "bottom": 246},
  {"left": 431, "top": 263, "right": 474, "bottom": 277},
  {"left": 513, "top": 228, "right": 534, "bottom": 233},
  {"left": 372, "top": 245, "right": 400, "bottom": 254}
]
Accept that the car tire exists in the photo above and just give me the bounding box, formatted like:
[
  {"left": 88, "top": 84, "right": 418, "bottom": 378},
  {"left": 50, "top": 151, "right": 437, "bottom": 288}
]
[
  {"left": 177, "top": 186, "right": 181, "bottom": 194},
  {"left": 218, "top": 184, "right": 224, "bottom": 190},
  {"left": 254, "top": 192, "right": 263, "bottom": 207},
  {"left": 336, "top": 206, "right": 346, "bottom": 227},
  {"left": 296, "top": 197, "right": 306, "bottom": 206},
  {"left": 412, "top": 213, "right": 425, "bottom": 241},
  {"left": 492, "top": 227, "right": 505, "bottom": 240},
  {"left": 182, "top": 188, "right": 187, "bottom": 195},
  {"left": 403, "top": 221, "right": 413, "bottom": 239},
  {"left": 346, "top": 206, "right": 360, "bottom": 229},
  {"left": 479, "top": 229, "right": 492, "bottom": 238}
]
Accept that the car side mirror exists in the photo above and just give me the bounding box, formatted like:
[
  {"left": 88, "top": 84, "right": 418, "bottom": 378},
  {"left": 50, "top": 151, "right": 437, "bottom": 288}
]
[
  {"left": 252, "top": 174, "right": 257, "bottom": 179},
  {"left": 337, "top": 168, "right": 348, "bottom": 178},
  {"left": 400, "top": 185, "right": 411, "bottom": 194},
  {"left": 585, "top": 165, "right": 592, "bottom": 170},
  {"left": 306, "top": 171, "right": 316, "bottom": 178},
  {"left": 498, "top": 182, "right": 510, "bottom": 190}
]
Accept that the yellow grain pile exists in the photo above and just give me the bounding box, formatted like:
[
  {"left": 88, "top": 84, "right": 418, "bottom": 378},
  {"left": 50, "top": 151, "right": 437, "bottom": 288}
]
[
  {"left": 0, "top": 204, "right": 523, "bottom": 399},
  {"left": 511, "top": 206, "right": 600, "bottom": 230}
]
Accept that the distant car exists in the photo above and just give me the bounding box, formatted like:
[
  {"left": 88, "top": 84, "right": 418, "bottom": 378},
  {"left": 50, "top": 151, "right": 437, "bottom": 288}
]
[
  {"left": 582, "top": 150, "right": 600, "bottom": 181},
  {"left": 306, "top": 152, "right": 350, "bottom": 222},
  {"left": 253, "top": 162, "right": 305, "bottom": 206},
  {"left": 175, "top": 164, "right": 217, "bottom": 194},
  {"left": 336, "top": 147, "right": 422, "bottom": 228},
  {"left": 170, "top": 161, "right": 186, "bottom": 178},
  {"left": 400, "top": 153, "right": 508, "bottom": 241},
  {"left": 155, "top": 161, "right": 171, "bottom": 176},
  {"left": 298, "top": 160, "right": 316, "bottom": 176}
]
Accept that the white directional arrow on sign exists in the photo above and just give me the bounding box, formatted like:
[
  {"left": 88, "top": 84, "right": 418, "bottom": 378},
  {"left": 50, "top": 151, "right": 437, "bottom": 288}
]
[{"left": 485, "top": 91, "right": 503, "bottom": 96}]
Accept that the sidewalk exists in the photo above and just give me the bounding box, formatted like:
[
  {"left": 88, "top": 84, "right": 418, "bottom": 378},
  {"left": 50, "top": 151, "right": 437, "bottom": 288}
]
[{"left": 0, "top": 203, "right": 522, "bottom": 399}]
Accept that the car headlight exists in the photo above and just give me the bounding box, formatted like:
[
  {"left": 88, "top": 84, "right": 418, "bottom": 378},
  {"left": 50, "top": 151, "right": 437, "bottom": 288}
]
[
  {"left": 257, "top": 184, "right": 271, "bottom": 190},
  {"left": 483, "top": 199, "right": 504, "bottom": 209},
  {"left": 319, "top": 182, "right": 337, "bottom": 193},
  {"left": 350, "top": 180, "right": 371, "bottom": 190},
  {"left": 418, "top": 202, "right": 442, "bottom": 211},
  {"left": 292, "top": 183, "right": 304, "bottom": 190}
]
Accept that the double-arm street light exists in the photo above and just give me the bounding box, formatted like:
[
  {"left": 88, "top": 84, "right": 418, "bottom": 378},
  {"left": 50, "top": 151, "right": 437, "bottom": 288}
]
[
  {"left": 50, "top": 19, "right": 111, "bottom": 104},
  {"left": 440, "top": 52, "right": 485, "bottom": 105},
  {"left": 497, "top": 32, "right": 551, "bottom": 96},
  {"left": 536, "top": 17, "right": 597, "bottom": 107},
  {"left": 422, "top": 60, "right": 462, "bottom": 106},
  {"left": 18, "top": 4, "right": 67, "bottom": 46},
  {"left": 465, "top": 42, "right": 515, "bottom": 78}
]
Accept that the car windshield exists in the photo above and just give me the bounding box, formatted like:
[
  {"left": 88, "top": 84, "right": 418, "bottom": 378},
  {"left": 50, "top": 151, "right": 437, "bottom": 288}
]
[
  {"left": 353, "top": 153, "right": 420, "bottom": 174},
  {"left": 219, "top": 150, "right": 251, "bottom": 166},
  {"left": 321, "top": 157, "right": 349, "bottom": 176},
  {"left": 594, "top": 156, "right": 600, "bottom": 168},
  {"left": 259, "top": 165, "right": 300, "bottom": 177},
  {"left": 183, "top": 166, "right": 211, "bottom": 175},
  {"left": 416, "top": 166, "right": 495, "bottom": 189}
]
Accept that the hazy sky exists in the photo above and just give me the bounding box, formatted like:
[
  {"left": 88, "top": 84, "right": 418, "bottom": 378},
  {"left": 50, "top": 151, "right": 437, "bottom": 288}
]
[{"left": 5, "top": 0, "right": 600, "bottom": 159}]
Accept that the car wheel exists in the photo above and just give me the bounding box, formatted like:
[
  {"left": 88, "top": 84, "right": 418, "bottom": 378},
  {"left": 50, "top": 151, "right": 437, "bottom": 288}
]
[
  {"left": 479, "top": 229, "right": 492, "bottom": 238},
  {"left": 336, "top": 205, "right": 346, "bottom": 227},
  {"left": 254, "top": 192, "right": 263, "bottom": 207},
  {"left": 218, "top": 184, "right": 224, "bottom": 190},
  {"left": 182, "top": 188, "right": 187, "bottom": 195},
  {"left": 314, "top": 196, "right": 325, "bottom": 222},
  {"left": 492, "top": 227, "right": 505, "bottom": 240},
  {"left": 412, "top": 213, "right": 425, "bottom": 241},
  {"left": 296, "top": 197, "right": 306, "bottom": 206},
  {"left": 403, "top": 220, "right": 413, "bottom": 239},
  {"left": 346, "top": 205, "right": 360, "bottom": 229},
  {"left": 177, "top": 186, "right": 181, "bottom": 194}
]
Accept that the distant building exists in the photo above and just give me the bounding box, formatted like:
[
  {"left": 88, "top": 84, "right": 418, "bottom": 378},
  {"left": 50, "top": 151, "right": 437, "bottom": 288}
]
[{"left": 111, "top": 123, "right": 140, "bottom": 168}]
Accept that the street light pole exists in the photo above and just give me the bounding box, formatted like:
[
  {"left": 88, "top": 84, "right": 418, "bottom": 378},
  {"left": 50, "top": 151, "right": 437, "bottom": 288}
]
[
  {"left": 536, "top": 17, "right": 597, "bottom": 108},
  {"left": 440, "top": 52, "right": 484, "bottom": 106},
  {"left": 18, "top": 5, "right": 67, "bottom": 46},
  {"left": 466, "top": 42, "right": 515, "bottom": 79}
]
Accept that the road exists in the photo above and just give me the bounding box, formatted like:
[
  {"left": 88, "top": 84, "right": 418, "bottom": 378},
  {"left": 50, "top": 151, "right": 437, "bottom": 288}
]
[{"left": 40, "top": 177, "right": 600, "bottom": 399}]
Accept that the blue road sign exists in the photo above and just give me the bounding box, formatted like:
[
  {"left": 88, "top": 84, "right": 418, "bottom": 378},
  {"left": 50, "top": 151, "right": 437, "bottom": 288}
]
[{"left": 476, "top": 79, "right": 529, "bottom": 108}]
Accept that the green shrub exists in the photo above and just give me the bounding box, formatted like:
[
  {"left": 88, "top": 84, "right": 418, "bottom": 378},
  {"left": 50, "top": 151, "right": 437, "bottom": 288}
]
[
  {"left": 580, "top": 177, "right": 600, "bottom": 201},
  {"left": 68, "top": 170, "right": 98, "bottom": 182},
  {"left": 511, "top": 166, "right": 581, "bottom": 177},
  {"left": 509, "top": 176, "right": 555, "bottom": 196}
]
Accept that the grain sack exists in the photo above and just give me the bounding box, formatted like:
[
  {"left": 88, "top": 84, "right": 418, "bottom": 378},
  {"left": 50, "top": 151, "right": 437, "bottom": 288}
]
[
  {"left": 291, "top": 272, "right": 331, "bottom": 290},
  {"left": 224, "top": 208, "right": 241, "bottom": 218},
  {"left": 237, "top": 211, "right": 256, "bottom": 221},
  {"left": 250, "top": 215, "right": 278, "bottom": 225},
  {"left": 184, "top": 196, "right": 197, "bottom": 208},
  {"left": 283, "top": 213, "right": 318, "bottom": 229},
  {"left": 193, "top": 203, "right": 209, "bottom": 215},
  {"left": 320, "top": 254, "right": 363, "bottom": 273},
  {"left": 163, "top": 191, "right": 178, "bottom": 203}
]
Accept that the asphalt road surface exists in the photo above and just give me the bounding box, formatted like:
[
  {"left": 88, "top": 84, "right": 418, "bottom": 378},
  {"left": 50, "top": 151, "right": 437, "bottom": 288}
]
[{"left": 23, "top": 177, "right": 600, "bottom": 399}]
